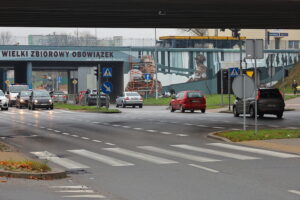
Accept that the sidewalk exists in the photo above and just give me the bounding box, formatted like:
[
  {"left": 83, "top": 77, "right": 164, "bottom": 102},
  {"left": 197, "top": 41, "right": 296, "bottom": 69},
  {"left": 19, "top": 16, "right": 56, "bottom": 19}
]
[
  {"left": 285, "top": 96, "right": 300, "bottom": 110},
  {"left": 239, "top": 138, "right": 300, "bottom": 155}
]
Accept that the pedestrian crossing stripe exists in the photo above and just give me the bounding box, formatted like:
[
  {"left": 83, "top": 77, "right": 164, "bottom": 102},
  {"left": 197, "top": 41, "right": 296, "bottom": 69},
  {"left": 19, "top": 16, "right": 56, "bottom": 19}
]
[{"left": 103, "top": 67, "right": 112, "bottom": 77}]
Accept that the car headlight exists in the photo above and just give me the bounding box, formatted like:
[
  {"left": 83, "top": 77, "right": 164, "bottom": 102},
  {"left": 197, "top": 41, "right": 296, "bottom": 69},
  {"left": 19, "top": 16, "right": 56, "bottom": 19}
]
[
  {"left": 34, "top": 99, "right": 38, "bottom": 104},
  {"left": 49, "top": 99, "right": 52, "bottom": 103},
  {"left": 20, "top": 99, "right": 24, "bottom": 103}
]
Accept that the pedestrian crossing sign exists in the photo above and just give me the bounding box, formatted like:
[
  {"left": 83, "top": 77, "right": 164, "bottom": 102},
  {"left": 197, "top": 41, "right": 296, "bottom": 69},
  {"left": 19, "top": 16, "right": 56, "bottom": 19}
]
[
  {"left": 229, "top": 67, "right": 240, "bottom": 77},
  {"left": 102, "top": 67, "right": 112, "bottom": 77}
]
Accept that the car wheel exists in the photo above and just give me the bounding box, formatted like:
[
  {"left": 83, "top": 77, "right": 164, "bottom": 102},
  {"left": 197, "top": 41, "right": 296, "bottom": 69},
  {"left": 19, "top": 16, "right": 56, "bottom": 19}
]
[
  {"left": 233, "top": 106, "right": 239, "bottom": 117},
  {"left": 277, "top": 112, "right": 283, "bottom": 119},
  {"left": 116, "top": 103, "right": 119, "bottom": 108},
  {"left": 133, "top": 105, "right": 136, "bottom": 108},
  {"left": 170, "top": 105, "right": 175, "bottom": 112},
  {"left": 180, "top": 105, "right": 185, "bottom": 113},
  {"left": 32, "top": 105, "right": 35, "bottom": 110},
  {"left": 201, "top": 109, "right": 206, "bottom": 113},
  {"left": 191, "top": 109, "right": 194, "bottom": 113},
  {"left": 249, "top": 106, "right": 255, "bottom": 118},
  {"left": 139, "top": 105, "right": 143, "bottom": 108},
  {"left": 122, "top": 102, "right": 126, "bottom": 108}
]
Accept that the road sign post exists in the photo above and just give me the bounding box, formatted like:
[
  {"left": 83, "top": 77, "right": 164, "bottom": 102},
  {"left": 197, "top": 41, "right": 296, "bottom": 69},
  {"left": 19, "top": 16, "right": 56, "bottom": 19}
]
[
  {"left": 97, "top": 64, "right": 101, "bottom": 109},
  {"left": 246, "top": 39, "right": 264, "bottom": 134},
  {"left": 229, "top": 67, "right": 240, "bottom": 111}
]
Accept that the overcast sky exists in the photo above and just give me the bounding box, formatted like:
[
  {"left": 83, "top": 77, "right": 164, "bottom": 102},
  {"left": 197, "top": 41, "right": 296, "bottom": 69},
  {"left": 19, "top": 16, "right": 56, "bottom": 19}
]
[{"left": 0, "top": 27, "right": 189, "bottom": 39}]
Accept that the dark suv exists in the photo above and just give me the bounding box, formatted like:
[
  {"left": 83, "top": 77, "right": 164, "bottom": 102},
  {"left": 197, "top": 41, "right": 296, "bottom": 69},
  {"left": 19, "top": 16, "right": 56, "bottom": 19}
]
[{"left": 233, "top": 88, "right": 285, "bottom": 119}]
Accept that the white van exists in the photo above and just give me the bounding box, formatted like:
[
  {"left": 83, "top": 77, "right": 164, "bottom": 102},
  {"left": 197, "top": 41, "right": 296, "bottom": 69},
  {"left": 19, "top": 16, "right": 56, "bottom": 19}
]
[{"left": 6, "top": 85, "right": 29, "bottom": 106}]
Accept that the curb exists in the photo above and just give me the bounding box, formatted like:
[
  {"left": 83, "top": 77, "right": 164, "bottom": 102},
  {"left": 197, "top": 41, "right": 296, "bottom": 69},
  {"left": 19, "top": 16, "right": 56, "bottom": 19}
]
[
  {"left": 0, "top": 170, "right": 67, "bottom": 180},
  {"left": 207, "top": 132, "right": 232, "bottom": 143}
]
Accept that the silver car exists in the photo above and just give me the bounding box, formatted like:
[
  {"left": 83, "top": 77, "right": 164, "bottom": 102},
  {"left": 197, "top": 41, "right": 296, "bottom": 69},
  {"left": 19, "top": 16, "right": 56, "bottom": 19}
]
[
  {"left": 116, "top": 92, "right": 143, "bottom": 108},
  {"left": 0, "top": 90, "right": 9, "bottom": 111}
]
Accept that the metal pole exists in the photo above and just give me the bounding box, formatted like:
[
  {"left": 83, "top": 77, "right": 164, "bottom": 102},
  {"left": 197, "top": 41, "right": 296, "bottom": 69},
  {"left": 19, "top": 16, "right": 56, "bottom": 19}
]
[
  {"left": 253, "top": 40, "right": 258, "bottom": 134},
  {"left": 97, "top": 64, "right": 101, "bottom": 109},
  {"left": 221, "top": 68, "right": 224, "bottom": 106},
  {"left": 228, "top": 69, "right": 231, "bottom": 111},
  {"left": 154, "top": 28, "right": 158, "bottom": 99},
  {"left": 239, "top": 34, "right": 246, "bottom": 131}
]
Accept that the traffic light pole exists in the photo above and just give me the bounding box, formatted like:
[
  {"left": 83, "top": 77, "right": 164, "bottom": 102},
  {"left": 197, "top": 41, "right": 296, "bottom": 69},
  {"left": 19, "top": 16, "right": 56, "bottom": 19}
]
[{"left": 97, "top": 64, "right": 101, "bottom": 109}]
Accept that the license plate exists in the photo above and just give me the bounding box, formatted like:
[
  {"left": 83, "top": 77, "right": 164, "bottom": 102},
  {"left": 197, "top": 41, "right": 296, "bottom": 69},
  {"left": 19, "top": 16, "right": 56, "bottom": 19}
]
[
  {"left": 192, "top": 100, "right": 200, "bottom": 103},
  {"left": 268, "top": 104, "right": 276, "bottom": 107}
]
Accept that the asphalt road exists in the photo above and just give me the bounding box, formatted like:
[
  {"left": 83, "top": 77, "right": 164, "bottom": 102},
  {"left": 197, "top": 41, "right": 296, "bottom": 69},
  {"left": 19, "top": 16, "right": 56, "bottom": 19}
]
[{"left": 0, "top": 106, "right": 300, "bottom": 200}]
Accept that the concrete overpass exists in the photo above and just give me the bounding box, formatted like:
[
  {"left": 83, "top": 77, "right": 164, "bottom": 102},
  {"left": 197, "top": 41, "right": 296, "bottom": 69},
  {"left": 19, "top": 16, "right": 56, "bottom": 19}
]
[{"left": 0, "top": 0, "right": 300, "bottom": 29}]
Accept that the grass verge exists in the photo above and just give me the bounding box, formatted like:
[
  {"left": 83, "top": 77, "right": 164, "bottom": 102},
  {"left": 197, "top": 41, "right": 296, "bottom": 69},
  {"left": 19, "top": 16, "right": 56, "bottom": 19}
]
[
  {"left": 54, "top": 103, "right": 121, "bottom": 113},
  {"left": 216, "top": 129, "right": 300, "bottom": 142},
  {"left": 143, "top": 94, "right": 235, "bottom": 109},
  {"left": 0, "top": 160, "right": 51, "bottom": 173}
]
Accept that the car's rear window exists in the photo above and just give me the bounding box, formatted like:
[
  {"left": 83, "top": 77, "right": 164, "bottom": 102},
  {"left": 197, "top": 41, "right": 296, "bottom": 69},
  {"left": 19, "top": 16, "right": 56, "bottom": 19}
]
[
  {"left": 187, "top": 92, "right": 203, "bottom": 98},
  {"left": 259, "top": 89, "right": 282, "bottom": 98}
]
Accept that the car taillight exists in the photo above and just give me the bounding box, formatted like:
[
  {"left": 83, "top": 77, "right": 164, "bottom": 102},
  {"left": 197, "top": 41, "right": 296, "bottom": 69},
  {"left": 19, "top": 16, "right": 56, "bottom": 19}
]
[
  {"left": 125, "top": 97, "right": 129, "bottom": 100},
  {"left": 53, "top": 95, "right": 57, "bottom": 98},
  {"left": 140, "top": 97, "right": 143, "bottom": 101},
  {"left": 64, "top": 95, "right": 67, "bottom": 98},
  {"left": 256, "top": 90, "right": 261, "bottom": 100}
]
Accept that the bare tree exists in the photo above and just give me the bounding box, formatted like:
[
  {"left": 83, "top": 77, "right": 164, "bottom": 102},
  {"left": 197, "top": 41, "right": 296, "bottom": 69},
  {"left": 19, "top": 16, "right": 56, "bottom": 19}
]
[
  {"left": 183, "top": 29, "right": 208, "bottom": 36},
  {"left": 0, "top": 31, "right": 13, "bottom": 45}
]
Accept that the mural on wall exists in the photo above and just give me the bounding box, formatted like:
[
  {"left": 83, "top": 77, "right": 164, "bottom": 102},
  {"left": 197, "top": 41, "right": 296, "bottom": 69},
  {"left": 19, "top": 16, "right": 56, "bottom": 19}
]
[
  {"left": 125, "top": 55, "right": 162, "bottom": 96},
  {"left": 188, "top": 54, "right": 208, "bottom": 82}
]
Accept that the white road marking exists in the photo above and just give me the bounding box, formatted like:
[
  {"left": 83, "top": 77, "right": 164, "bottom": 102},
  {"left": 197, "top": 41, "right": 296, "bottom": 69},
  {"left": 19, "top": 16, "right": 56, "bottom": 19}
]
[
  {"left": 105, "top": 143, "right": 115, "bottom": 146},
  {"left": 62, "top": 133, "right": 70, "bottom": 135},
  {"left": 184, "top": 123, "right": 194, "bottom": 126},
  {"left": 92, "top": 140, "right": 102, "bottom": 143},
  {"left": 133, "top": 128, "right": 142, "bottom": 130},
  {"left": 288, "top": 190, "right": 300, "bottom": 195},
  {"left": 56, "top": 190, "right": 94, "bottom": 193},
  {"left": 92, "top": 122, "right": 100, "bottom": 124},
  {"left": 171, "top": 144, "right": 260, "bottom": 160},
  {"left": 146, "top": 130, "right": 157, "bottom": 133},
  {"left": 50, "top": 186, "right": 89, "bottom": 189},
  {"left": 31, "top": 151, "right": 90, "bottom": 170},
  {"left": 40, "top": 126, "right": 45, "bottom": 129},
  {"left": 197, "top": 125, "right": 208, "bottom": 127},
  {"left": 176, "top": 134, "right": 189, "bottom": 137},
  {"left": 122, "top": 126, "right": 131, "bottom": 128},
  {"left": 208, "top": 143, "right": 300, "bottom": 158},
  {"left": 54, "top": 130, "right": 61, "bottom": 133},
  {"left": 71, "top": 135, "right": 79, "bottom": 137},
  {"left": 62, "top": 195, "right": 105, "bottom": 198},
  {"left": 112, "top": 124, "right": 121, "bottom": 127},
  {"left": 81, "top": 137, "right": 90, "bottom": 140},
  {"left": 138, "top": 146, "right": 220, "bottom": 162},
  {"left": 68, "top": 149, "right": 134, "bottom": 166},
  {"left": 161, "top": 132, "right": 172, "bottom": 135},
  {"left": 104, "top": 148, "right": 178, "bottom": 164},
  {"left": 188, "top": 164, "right": 219, "bottom": 173},
  {"left": 47, "top": 128, "right": 53, "bottom": 131}
]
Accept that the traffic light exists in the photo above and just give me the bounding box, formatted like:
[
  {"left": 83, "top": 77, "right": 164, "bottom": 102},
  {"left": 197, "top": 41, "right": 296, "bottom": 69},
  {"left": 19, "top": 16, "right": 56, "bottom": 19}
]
[{"left": 94, "top": 67, "right": 99, "bottom": 79}]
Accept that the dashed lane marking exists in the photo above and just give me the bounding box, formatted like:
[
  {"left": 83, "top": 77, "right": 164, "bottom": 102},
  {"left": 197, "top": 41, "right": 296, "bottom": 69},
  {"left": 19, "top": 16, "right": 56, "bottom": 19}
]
[
  {"left": 105, "top": 143, "right": 115, "bottom": 146},
  {"left": 81, "top": 137, "right": 90, "bottom": 140},
  {"left": 146, "top": 130, "right": 157, "bottom": 133},
  {"left": 176, "top": 134, "right": 189, "bottom": 137},
  {"left": 288, "top": 190, "right": 300, "bottom": 196},
  {"left": 161, "top": 132, "right": 172, "bottom": 135},
  {"left": 71, "top": 135, "right": 79, "bottom": 137},
  {"left": 62, "top": 194, "right": 106, "bottom": 198},
  {"left": 188, "top": 164, "right": 219, "bottom": 173},
  {"left": 62, "top": 133, "right": 70, "bottom": 136},
  {"left": 133, "top": 128, "right": 142, "bottom": 130},
  {"left": 92, "top": 140, "right": 102, "bottom": 143}
]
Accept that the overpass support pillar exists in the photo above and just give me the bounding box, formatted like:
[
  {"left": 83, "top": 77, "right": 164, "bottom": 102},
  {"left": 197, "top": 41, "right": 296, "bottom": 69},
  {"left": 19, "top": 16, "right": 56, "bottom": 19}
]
[
  {"left": 26, "top": 62, "right": 33, "bottom": 89},
  {"left": 0, "top": 69, "right": 7, "bottom": 91},
  {"left": 14, "top": 62, "right": 32, "bottom": 89}
]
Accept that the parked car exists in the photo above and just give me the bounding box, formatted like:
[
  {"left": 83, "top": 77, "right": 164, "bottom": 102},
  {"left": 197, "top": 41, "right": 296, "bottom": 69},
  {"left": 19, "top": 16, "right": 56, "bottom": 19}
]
[
  {"left": 0, "top": 90, "right": 9, "bottom": 111},
  {"left": 28, "top": 90, "right": 54, "bottom": 110},
  {"left": 16, "top": 90, "right": 31, "bottom": 109},
  {"left": 169, "top": 90, "right": 206, "bottom": 113},
  {"left": 116, "top": 92, "right": 143, "bottom": 108},
  {"left": 79, "top": 89, "right": 109, "bottom": 107},
  {"left": 233, "top": 88, "right": 285, "bottom": 119},
  {"left": 51, "top": 91, "right": 67, "bottom": 103},
  {"left": 6, "top": 85, "right": 29, "bottom": 106}
]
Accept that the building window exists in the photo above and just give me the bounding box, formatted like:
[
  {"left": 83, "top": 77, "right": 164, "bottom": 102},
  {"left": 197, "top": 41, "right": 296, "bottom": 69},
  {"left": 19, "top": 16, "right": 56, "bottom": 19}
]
[{"left": 288, "top": 40, "right": 299, "bottom": 49}]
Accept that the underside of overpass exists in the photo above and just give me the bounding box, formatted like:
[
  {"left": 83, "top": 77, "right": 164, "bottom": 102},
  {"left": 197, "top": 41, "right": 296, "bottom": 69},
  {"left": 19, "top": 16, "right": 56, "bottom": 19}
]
[
  {"left": 0, "top": 0, "right": 300, "bottom": 29},
  {"left": 0, "top": 61, "right": 124, "bottom": 100}
]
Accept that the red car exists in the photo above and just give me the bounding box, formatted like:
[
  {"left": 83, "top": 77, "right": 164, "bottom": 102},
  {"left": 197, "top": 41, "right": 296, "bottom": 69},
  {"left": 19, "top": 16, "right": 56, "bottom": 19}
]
[{"left": 170, "top": 90, "right": 206, "bottom": 113}]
